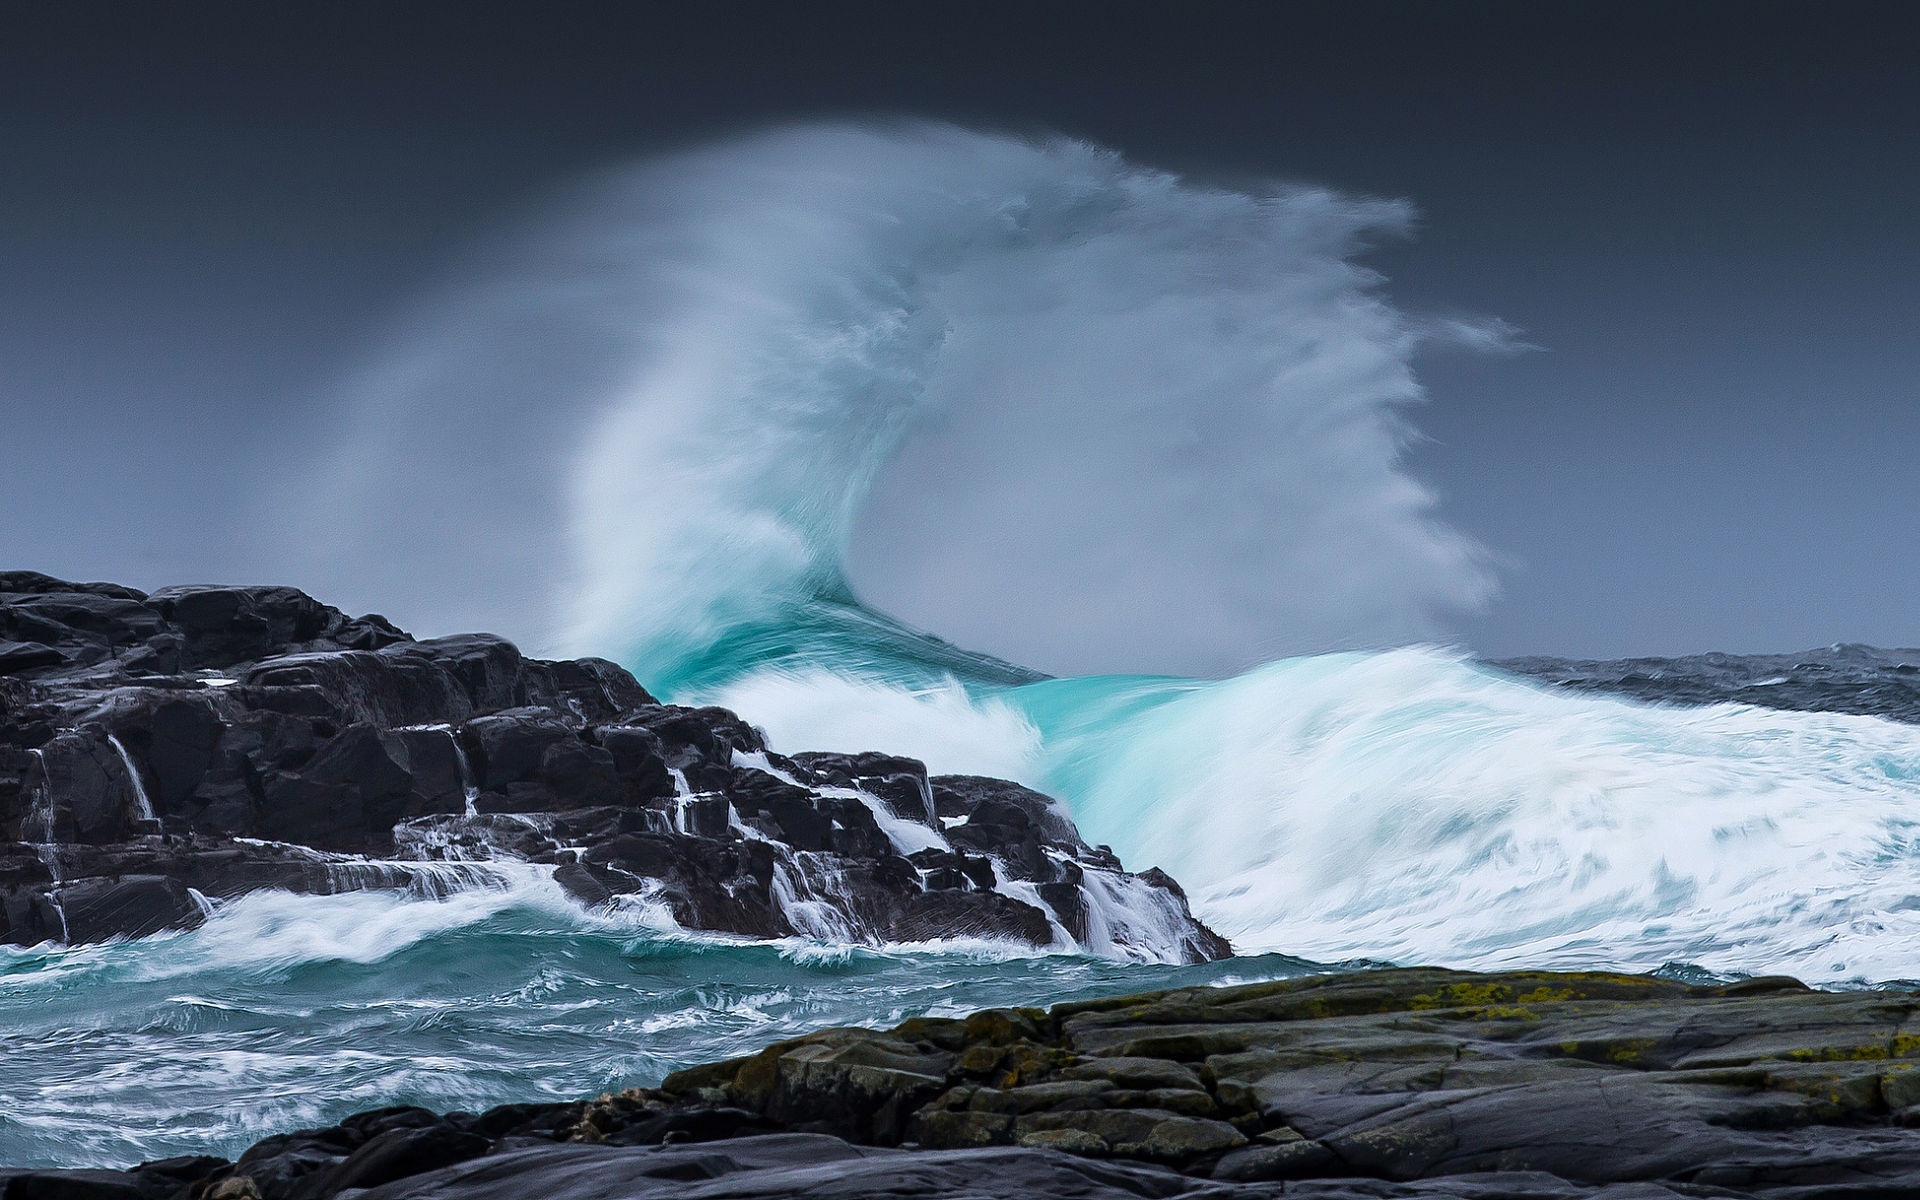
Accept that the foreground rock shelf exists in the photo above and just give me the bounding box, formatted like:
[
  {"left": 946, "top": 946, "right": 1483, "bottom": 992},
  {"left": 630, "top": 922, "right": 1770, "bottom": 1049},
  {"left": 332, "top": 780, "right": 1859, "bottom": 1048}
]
[
  {"left": 0, "top": 572, "right": 1224, "bottom": 960},
  {"left": 19, "top": 966, "right": 1920, "bottom": 1198}
]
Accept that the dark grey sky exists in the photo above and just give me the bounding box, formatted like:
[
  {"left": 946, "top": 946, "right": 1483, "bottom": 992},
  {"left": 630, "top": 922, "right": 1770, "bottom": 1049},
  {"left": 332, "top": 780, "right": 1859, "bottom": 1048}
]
[{"left": 3, "top": 1, "right": 1916, "bottom": 658}]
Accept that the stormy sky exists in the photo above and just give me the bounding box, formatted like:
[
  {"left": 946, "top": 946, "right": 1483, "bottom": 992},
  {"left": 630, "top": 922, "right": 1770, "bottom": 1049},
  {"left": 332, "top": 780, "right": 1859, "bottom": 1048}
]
[{"left": 4, "top": 1, "right": 1917, "bottom": 663}]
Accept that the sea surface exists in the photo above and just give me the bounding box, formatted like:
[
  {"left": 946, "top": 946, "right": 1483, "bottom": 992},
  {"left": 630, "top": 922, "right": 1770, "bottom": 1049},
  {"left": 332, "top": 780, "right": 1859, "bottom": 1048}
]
[
  {"left": 0, "top": 873, "right": 1331, "bottom": 1167},
  {"left": 18, "top": 125, "right": 1920, "bottom": 1169}
]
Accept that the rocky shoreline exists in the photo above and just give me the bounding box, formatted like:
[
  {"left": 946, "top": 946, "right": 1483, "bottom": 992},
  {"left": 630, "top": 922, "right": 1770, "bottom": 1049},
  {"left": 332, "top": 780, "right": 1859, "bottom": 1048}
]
[
  {"left": 16, "top": 575, "right": 1920, "bottom": 1197},
  {"left": 11, "top": 966, "right": 1920, "bottom": 1197},
  {"left": 0, "top": 573, "right": 1224, "bottom": 960}
]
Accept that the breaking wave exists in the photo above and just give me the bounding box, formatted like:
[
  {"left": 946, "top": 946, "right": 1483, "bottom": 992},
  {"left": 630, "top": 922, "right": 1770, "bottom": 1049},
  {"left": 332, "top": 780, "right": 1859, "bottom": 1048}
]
[{"left": 293, "top": 121, "right": 1920, "bottom": 984}]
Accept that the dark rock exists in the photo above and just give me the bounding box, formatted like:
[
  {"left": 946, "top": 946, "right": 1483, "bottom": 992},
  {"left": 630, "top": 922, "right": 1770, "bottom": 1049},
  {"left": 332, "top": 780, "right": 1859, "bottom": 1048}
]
[
  {"left": 288, "top": 1124, "right": 491, "bottom": 1198},
  {"left": 596, "top": 725, "right": 675, "bottom": 806},
  {"left": 147, "top": 585, "right": 342, "bottom": 669},
  {"left": 0, "top": 576, "right": 1225, "bottom": 963},
  {"left": 129, "top": 1155, "right": 229, "bottom": 1185},
  {"left": 0, "top": 640, "right": 68, "bottom": 675},
  {"left": 464, "top": 710, "right": 575, "bottom": 793},
  {"left": 57, "top": 874, "right": 205, "bottom": 942},
  {"left": 934, "top": 776, "right": 1084, "bottom": 848},
  {"left": 347, "top": 1135, "right": 1243, "bottom": 1200},
  {"left": 0, "top": 1168, "right": 169, "bottom": 1199},
  {"left": 791, "top": 752, "right": 939, "bottom": 826}
]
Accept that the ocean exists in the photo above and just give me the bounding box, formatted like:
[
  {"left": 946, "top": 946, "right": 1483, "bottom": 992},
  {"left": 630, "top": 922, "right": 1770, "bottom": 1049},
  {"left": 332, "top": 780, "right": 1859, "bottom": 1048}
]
[{"left": 13, "top": 123, "right": 1919, "bottom": 1170}]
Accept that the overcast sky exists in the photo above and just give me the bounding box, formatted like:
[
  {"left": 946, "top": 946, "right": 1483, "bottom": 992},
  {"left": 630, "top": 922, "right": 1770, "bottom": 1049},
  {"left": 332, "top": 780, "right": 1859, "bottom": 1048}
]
[{"left": 3, "top": 1, "right": 1916, "bottom": 660}]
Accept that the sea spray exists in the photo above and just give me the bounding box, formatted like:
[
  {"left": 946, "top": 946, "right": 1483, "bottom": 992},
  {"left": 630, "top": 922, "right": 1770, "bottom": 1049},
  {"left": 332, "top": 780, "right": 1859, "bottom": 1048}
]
[
  {"left": 292, "top": 122, "right": 1501, "bottom": 681},
  {"left": 289, "top": 121, "right": 1920, "bottom": 983}
]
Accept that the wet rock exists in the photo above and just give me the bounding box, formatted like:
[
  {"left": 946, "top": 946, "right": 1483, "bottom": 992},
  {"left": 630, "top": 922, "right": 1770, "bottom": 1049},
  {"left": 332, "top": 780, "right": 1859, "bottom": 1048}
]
[
  {"left": 286, "top": 1124, "right": 491, "bottom": 1198},
  {"left": 1211, "top": 1131, "right": 1336, "bottom": 1182},
  {"left": 0, "top": 576, "right": 1227, "bottom": 960},
  {"left": 346, "top": 1135, "right": 1247, "bottom": 1200},
  {"left": 56, "top": 874, "right": 204, "bottom": 942},
  {"left": 791, "top": 752, "right": 938, "bottom": 826}
]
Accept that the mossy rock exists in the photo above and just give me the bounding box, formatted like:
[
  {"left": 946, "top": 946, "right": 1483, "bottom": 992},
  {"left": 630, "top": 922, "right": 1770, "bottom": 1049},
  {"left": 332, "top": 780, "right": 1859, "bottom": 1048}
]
[
  {"left": 910, "top": 1108, "right": 1013, "bottom": 1148},
  {"left": 1137, "top": 1115, "right": 1247, "bottom": 1162},
  {"left": 969, "top": 1080, "right": 1115, "bottom": 1115},
  {"left": 956, "top": 1039, "right": 1071, "bottom": 1086},
  {"left": 1018, "top": 1128, "right": 1108, "bottom": 1155},
  {"left": 1059, "top": 1055, "right": 1204, "bottom": 1091},
  {"left": 1018, "top": 1107, "right": 1171, "bottom": 1145},
  {"left": 964, "top": 1007, "right": 1051, "bottom": 1045},
  {"left": 1108, "top": 1087, "right": 1218, "bottom": 1116}
]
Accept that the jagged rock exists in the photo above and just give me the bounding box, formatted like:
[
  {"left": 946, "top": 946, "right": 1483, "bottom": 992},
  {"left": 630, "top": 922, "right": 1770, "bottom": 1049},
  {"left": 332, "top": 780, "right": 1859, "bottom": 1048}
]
[{"left": 0, "top": 577, "right": 1227, "bottom": 961}]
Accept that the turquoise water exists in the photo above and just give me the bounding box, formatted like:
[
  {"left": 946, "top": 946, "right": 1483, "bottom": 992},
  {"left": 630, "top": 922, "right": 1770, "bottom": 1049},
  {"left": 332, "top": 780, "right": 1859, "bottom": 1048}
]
[{"left": 0, "top": 872, "right": 1327, "bottom": 1168}]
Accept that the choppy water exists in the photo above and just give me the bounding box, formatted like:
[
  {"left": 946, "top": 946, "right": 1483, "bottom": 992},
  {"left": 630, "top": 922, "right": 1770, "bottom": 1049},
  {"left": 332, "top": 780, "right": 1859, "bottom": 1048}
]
[
  {"left": 1500, "top": 644, "right": 1920, "bottom": 726},
  {"left": 0, "top": 873, "right": 1326, "bottom": 1168}
]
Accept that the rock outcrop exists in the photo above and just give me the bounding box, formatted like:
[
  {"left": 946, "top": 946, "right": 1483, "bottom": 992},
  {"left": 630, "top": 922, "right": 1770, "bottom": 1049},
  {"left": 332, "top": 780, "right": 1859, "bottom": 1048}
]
[
  {"left": 0, "top": 573, "right": 1226, "bottom": 961},
  {"left": 20, "top": 966, "right": 1920, "bottom": 1198}
]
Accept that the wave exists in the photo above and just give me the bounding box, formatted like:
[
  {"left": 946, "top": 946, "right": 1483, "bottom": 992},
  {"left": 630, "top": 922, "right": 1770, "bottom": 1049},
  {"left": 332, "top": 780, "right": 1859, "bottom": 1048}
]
[
  {"left": 718, "top": 650, "right": 1920, "bottom": 984},
  {"left": 293, "top": 120, "right": 1500, "bottom": 683},
  {"left": 293, "top": 121, "right": 1920, "bottom": 985},
  {"left": 0, "top": 881, "right": 1323, "bottom": 1167}
]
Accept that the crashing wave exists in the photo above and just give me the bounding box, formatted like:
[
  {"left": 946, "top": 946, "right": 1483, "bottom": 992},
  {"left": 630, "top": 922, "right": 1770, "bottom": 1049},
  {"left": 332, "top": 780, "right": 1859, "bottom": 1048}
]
[{"left": 289, "top": 123, "right": 1920, "bottom": 983}]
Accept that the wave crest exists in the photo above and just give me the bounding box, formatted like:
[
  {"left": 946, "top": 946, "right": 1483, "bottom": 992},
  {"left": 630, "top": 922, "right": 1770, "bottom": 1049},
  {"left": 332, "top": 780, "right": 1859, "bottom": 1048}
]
[{"left": 295, "top": 121, "right": 1501, "bottom": 684}]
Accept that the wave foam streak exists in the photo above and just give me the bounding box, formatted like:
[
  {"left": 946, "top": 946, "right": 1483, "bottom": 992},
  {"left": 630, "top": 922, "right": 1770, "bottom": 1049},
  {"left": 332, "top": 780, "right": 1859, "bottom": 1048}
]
[{"left": 1028, "top": 649, "right": 1920, "bottom": 982}]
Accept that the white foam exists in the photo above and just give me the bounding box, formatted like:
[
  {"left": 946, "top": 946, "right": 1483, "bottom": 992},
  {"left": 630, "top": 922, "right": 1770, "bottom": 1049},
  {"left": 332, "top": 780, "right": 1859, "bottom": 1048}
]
[
  {"left": 713, "top": 670, "right": 1042, "bottom": 781},
  {"left": 1044, "top": 647, "right": 1920, "bottom": 983},
  {"left": 127, "top": 865, "right": 565, "bottom": 975},
  {"left": 286, "top": 123, "right": 1501, "bottom": 681}
]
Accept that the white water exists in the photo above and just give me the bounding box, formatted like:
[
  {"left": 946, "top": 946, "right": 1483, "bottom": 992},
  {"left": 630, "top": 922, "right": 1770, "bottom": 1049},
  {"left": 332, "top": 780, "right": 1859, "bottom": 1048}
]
[
  {"left": 21, "top": 748, "right": 69, "bottom": 944},
  {"left": 108, "top": 733, "right": 156, "bottom": 824},
  {"left": 730, "top": 648, "right": 1920, "bottom": 983},
  {"left": 286, "top": 121, "right": 1920, "bottom": 983},
  {"left": 447, "top": 730, "right": 480, "bottom": 817},
  {"left": 295, "top": 122, "right": 1502, "bottom": 682}
]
